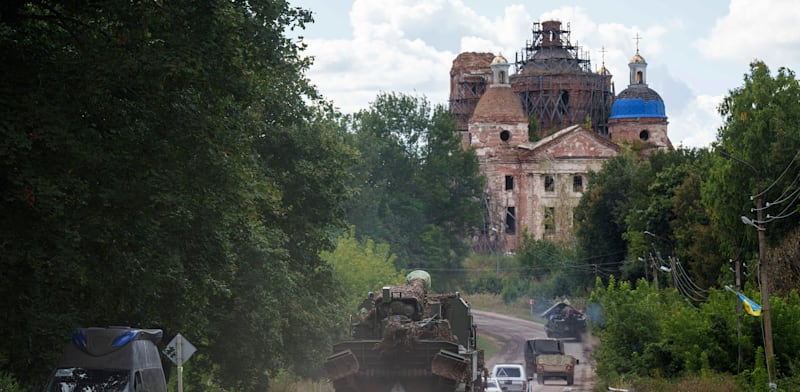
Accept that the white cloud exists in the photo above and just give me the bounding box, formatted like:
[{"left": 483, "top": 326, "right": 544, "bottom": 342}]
[
  {"left": 299, "top": 0, "right": 726, "bottom": 147},
  {"left": 696, "top": 0, "right": 800, "bottom": 69},
  {"left": 304, "top": 0, "right": 543, "bottom": 113},
  {"left": 668, "top": 94, "right": 723, "bottom": 148}
]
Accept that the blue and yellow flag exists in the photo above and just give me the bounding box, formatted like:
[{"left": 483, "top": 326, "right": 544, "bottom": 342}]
[{"left": 736, "top": 292, "right": 762, "bottom": 317}]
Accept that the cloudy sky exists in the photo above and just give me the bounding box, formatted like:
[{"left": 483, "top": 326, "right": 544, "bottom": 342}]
[{"left": 288, "top": 0, "right": 800, "bottom": 148}]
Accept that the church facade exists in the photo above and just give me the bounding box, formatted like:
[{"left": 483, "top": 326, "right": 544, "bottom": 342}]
[{"left": 450, "top": 21, "right": 672, "bottom": 253}]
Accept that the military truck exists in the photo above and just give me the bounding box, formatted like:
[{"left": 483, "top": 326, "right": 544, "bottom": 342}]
[
  {"left": 324, "top": 270, "right": 486, "bottom": 392},
  {"left": 524, "top": 337, "right": 578, "bottom": 385},
  {"left": 541, "top": 302, "right": 587, "bottom": 341},
  {"left": 523, "top": 338, "right": 565, "bottom": 377},
  {"left": 44, "top": 326, "right": 168, "bottom": 392},
  {"left": 534, "top": 353, "right": 578, "bottom": 385}
]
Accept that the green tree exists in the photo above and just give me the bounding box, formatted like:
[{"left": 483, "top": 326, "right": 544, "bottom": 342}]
[
  {"left": 516, "top": 234, "right": 562, "bottom": 280},
  {"left": 344, "top": 92, "right": 484, "bottom": 289},
  {"left": 624, "top": 149, "right": 721, "bottom": 292},
  {"left": 0, "top": 1, "right": 354, "bottom": 389},
  {"left": 669, "top": 149, "right": 722, "bottom": 290},
  {"left": 576, "top": 148, "right": 722, "bottom": 293},
  {"left": 321, "top": 226, "right": 405, "bottom": 312},
  {"left": 574, "top": 154, "right": 637, "bottom": 284},
  {"left": 704, "top": 61, "right": 800, "bottom": 257}
]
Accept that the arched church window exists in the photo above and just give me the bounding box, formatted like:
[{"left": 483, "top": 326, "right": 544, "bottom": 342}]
[
  {"left": 559, "top": 90, "right": 569, "bottom": 115},
  {"left": 637, "top": 71, "right": 643, "bottom": 84}
]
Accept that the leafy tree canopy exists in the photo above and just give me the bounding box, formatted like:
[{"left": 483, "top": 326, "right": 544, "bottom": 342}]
[
  {"left": 343, "top": 92, "right": 484, "bottom": 290},
  {"left": 0, "top": 1, "right": 355, "bottom": 389}
]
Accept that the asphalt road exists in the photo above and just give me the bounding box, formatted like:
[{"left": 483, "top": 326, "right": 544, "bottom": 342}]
[{"left": 473, "top": 310, "right": 597, "bottom": 392}]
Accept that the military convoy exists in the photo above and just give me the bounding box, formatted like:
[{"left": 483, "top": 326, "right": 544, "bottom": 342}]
[{"left": 324, "top": 270, "right": 486, "bottom": 392}]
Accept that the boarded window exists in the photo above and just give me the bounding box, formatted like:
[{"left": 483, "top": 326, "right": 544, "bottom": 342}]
[
  {"left": 544, "top": 175, "right": 555, "bottom": 192},
  {"left": 505, "top": 207, "right": 516, "bottom": 234},
  {"left": 573, "top": 175, "right": 583, "bottom": 192}
]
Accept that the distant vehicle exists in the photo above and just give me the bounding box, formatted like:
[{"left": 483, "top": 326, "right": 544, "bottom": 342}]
[
  {"left": 484, "top": 377, "right": 502, "bottom": 392},
  {"left": 524, "top": 338, "right": 565, "bottom": 376},
  {"left": 490, "top": 364, "right": 527, "bottom": 392},
  {"left": 534, "top": 353, "right": 578, "bottom": 385},
  {"left": 541, "top": 302, "right": 587, "bottom": 341},
  {"left": 44, "top": 326, "right": 168, "bottom": 392}
]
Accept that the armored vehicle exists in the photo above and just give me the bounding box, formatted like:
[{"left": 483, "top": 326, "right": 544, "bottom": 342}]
[
  {"left": 541, "top": 302, "right": 587, "bottom": 341},
  {"left": 324, "top": 270, "right": 486, "bottom": 392}
]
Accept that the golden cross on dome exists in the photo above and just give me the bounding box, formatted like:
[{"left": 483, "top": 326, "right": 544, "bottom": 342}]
[{"left": 634, "top": 32, "right": 642, "bottom": 53}]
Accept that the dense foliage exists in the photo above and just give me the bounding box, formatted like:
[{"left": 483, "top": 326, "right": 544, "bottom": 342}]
[
  {"left": 575, "top": 61, "right": 800, "bottom": 389},
  {"left": 342, "top": 92, "right": 485, "bottom": 290},
  {"left": 591, "top": 278, "right": 800, "bottom": 390},
  {"left": 321, "top": 226, "right": 406, "bottom": 312},
  {"left": 0, "top": 1, "right": 356, "bottom": 389}
]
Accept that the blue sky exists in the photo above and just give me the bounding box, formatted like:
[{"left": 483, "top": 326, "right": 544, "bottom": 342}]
[{"left": 289, "top": 0, "right": 800, "bottom": 148}]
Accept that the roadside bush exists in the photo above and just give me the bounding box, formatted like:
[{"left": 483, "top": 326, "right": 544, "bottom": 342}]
[
  {"left": 0, "top": 372, "right": 25, "bottom": 392},
  {"left": 464, "top": 273, "right": 503, "bottom": 294},
  {"left": 591, "top": 276, "right": 800, "bottom": 389}
]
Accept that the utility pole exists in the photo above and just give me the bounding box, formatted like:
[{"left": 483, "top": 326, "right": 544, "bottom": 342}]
[
  {"left": 718, "top": 149, "right": 774, "bottom": 385},
  {"left": 652, "top": 254, "right": 659, "bottom": 290},
  {"left": 644, "top": 231, "right": 671, "bottom": 289},
  {"left": 754, "top": 187, "right": 774, "bottom": 384},
  {"left": 735, "top": 257, "right": 743, "bottom": 372}
]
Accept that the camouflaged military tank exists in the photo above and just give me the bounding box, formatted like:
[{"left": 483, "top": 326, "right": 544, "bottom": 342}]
[{"left": 324, "top": 271, "right": 486, "bottom": 392}]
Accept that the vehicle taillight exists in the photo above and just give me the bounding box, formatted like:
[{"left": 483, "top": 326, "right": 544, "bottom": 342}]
[
  {"left": 537, "top": 364, "right": 544, "bottom": 372},
  {"left": 522, "top": 380, "right": 527, "bottom": 390},
  {"left": 566, "top": 364, "right": 573, "bottom": 371}
]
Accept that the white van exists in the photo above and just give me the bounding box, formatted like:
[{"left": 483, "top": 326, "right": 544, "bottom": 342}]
[
  {"left": 44, "top": 326, "right": 168, "bottom": 392},
  {"left": 490, "top": 363, "right": 527, "bottom": 392}
]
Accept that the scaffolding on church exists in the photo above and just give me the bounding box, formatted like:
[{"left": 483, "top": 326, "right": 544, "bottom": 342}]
[
  {"left": 448, "top": 21, "right": 615, "bottom": 138},
  {"left": 450, "top": 71, "right": 489, "bottom": 133},
  {"left": 512, "top": 20, "right": 615, "bottom": 137}
]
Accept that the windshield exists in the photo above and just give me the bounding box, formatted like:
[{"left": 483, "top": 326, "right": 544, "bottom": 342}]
[
  {"left": 46, "top": 368, "right": 130, "bottom": 392},
  {"left": 535, "top": 340, "right": 560, "bottom": 352},
  {"left": 495, "top": 367, "right": 521, "bottom": 377}
]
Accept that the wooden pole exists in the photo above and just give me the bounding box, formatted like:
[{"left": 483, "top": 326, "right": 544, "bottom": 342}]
[{"left": 177, "top": 334, "right": 184, "bottom": 392}]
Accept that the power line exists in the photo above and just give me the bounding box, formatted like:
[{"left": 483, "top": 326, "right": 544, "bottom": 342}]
[{"left": 752, "top": 148, "right": 800, "bottom": 199}]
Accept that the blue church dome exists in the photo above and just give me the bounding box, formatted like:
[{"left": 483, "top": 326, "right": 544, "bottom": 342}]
[{"left": 610, "top": 85, "right": 666, "bottom": 119}]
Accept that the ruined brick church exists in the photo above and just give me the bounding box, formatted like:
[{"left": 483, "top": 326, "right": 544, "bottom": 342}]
[{"left": 449, "top": 21, "right": 672, "bottom": 253}]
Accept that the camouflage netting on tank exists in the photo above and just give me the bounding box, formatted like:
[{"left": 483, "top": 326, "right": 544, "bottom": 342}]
[
  {"left": 377, "top": 318, "right": 457, "bottom": 353},
  {"left": 373, "top": 278, "right": 426, "bottom": 304}
]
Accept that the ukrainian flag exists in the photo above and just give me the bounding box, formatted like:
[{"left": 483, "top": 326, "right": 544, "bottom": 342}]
[{"left": 737, "top": 292, "right": 762, "bottom": 317}]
